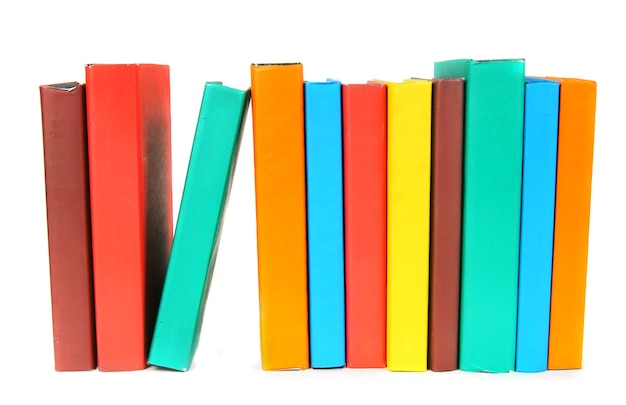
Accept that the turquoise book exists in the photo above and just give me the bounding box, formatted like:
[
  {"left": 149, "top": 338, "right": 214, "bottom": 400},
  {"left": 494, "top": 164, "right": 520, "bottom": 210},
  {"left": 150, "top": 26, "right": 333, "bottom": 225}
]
[
  {"left": 434, "top": 59, "right": 525, "bottom": 372},
  {"left": 148, "top": 82, "right": 250, "bottom": 371},
  {"left": 516, "top": 78, "right": 560, "bottom": 372},
  {"left": 304, "top": 79, "right": 346, "bottom": 368}
]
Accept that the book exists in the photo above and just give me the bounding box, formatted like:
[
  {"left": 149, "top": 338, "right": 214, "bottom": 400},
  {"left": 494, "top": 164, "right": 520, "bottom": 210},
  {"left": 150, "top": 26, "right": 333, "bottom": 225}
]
[
  {"left": 516, "top": 78, "right": 560, "bottom": 372},
  {"left": 547, "top": 77, "right": 597, "bottom": 370},
  {"left": 85, "top": 64, "right": 173, "bottom": 371},
  {"left": 39, "top": 82, "right": 97, "bottom": 371},
  {"left": 250, "top": 63, "right": 309, "bottom": 370},
  {"left": 381, "top": 78, "right": 432, "bottom": 372},
  {"left": 428, "top": 78, "right": 464, "bottom": 372},
  {"left": 304, "top": 79, "right": 345, "bottom": 368},
  {"left": 434, "top": 59, "right": 525, "bottom": 373},
  {"left": 148, "top": 82, "right": 250, "bottom": 371},
  {"left": 342, "top": 82, "right": 387, "bottom": 368}
]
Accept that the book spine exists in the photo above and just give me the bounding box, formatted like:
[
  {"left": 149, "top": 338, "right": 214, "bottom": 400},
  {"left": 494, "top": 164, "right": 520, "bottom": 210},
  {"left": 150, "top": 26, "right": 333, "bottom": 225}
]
[
  {"left": 85, "top": 64, "right": 173, "bottom": 371},
  {"left": 386, "top": 79, "right": 432, "bottom": 372},
  {"left": 304, "top": 80, "right": 346, "bottom": 368},
  {"left": 250, "top": 63, "right": 310, "bottom": 370},
  {"left": 148, "top": 83, "right": 250, "bottom": 371},
  {"left": 516, "top": 78, "right": 560, "bottom": 372},
  {"left": 343, "top": 83, "right": 387, "bottom": 368},
  {"left": 428, "top": 78, "right": 464, "bottom": 372},
  {"left": 40, "top": 83, "right": 97, "bottom": 371},
  {"left": 435, "top": 59, "right": 525, "bottom": 372},
  {"left": 547, "top": 78, "right": 596, "bottom": 370}
]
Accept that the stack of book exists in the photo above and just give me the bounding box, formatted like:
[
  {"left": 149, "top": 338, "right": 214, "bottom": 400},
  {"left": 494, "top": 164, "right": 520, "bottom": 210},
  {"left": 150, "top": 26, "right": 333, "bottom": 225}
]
[{"left": 40, "top": 59, "right": 596, "bottom": 373}]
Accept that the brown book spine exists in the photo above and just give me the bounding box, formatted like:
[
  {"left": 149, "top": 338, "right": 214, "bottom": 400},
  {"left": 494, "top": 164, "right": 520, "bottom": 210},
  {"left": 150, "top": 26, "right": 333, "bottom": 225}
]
[
  {"left": 40, "top": 82, "right": 97, "bottom": 371},
  {"left": 428, "top": 78, "right": 464, "bottom": 371}
]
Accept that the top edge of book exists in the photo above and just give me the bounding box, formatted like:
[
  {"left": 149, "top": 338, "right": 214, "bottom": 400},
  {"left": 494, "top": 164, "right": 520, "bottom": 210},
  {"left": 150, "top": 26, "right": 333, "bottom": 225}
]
[
  {"left": 85, "top": 63, "right": 169, "bottom": 68},
  {"left": 371, "top": 78, "right": 431, "bottom": 86},
  {"left": 204, "top": 81, "right": 251, "bottom": 95},
  {"left": 40, "top": 82, "right": 82, "bottom": 91},
  {"left": 431, "top": 77, "right": 465, "bottom": 83},
  {"left": 305, "top": 79, "right": 341, "bottom": 85},
  {"left": 252, "top": 63, "right": 301, "bottom": 66},
  {"left": 545, "top": 76, "right": 597, "bottom": 85},
  {"left": 525, "top": 77, "right": 560, "bottom": 85}
]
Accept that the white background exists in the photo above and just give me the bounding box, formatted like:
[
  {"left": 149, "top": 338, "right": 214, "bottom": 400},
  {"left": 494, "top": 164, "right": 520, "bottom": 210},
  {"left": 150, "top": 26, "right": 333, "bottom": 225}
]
[{"left": 1, "top": 1, "right": 624, "bottom": 403}]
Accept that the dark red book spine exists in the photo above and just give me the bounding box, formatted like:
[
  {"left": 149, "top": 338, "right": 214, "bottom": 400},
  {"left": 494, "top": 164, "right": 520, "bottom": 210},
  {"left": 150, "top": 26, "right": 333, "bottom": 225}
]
[
  {"left": 343, "top": 83, "right": 387, "bottom": 368},
  {"left": 428, "top": 78, "right": 464, "bottom": 371},
  {"left": 40, "top": 82, "right": 97, "bottom": 371}
]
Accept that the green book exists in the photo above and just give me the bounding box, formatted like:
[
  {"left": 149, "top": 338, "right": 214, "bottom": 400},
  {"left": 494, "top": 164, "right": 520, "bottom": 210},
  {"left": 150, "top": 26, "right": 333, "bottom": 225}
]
[
  {"left": 434, "top": 59, "right": 525, "bottom": 372},
  {"left": 148, "top": 82, "right": 250, "bottom": 371}
]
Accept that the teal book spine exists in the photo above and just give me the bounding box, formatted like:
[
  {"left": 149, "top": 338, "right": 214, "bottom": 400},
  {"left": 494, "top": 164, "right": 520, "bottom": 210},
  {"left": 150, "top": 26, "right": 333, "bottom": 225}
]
[
  {"left": 148, "top": 82, "right": 250, "bottom": 371},
  {"left": 304, "top": 80, "right": 346, "bottom": 368},
  {"left": 434, "top": 59, "right": 525, "bottom": 372},
  {"left": 516, "top": 78, "right": 560, "bottom": 372}
]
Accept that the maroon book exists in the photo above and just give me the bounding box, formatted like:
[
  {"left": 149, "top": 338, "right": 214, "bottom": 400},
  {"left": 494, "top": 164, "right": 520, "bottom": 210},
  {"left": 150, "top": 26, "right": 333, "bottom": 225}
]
[
  {"left": 40, "top": 82, "right": 97, "bottom": 371},
  {"left": 428, "top": 78, "right": 464, "bottom": 371}
]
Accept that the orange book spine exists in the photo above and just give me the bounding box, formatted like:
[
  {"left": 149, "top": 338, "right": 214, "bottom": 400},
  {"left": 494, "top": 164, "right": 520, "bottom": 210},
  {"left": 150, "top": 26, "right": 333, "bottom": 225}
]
[
  {"left": 250, "top": 63, "right": 309, "bottom": 370},
  {"left": 547, "top": 78, "right": 596, "bottom": 369}
]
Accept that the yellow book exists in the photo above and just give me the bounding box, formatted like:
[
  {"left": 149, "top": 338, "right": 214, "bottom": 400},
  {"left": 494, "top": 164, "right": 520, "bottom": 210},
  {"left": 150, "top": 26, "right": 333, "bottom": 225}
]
[{"left": 380, "top": 79, "right": 432, "bottom": 371}]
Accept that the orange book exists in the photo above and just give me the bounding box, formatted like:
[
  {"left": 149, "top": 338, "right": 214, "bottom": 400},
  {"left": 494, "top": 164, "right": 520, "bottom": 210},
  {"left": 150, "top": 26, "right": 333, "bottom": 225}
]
[
  {"left": 547, "top": 78, "right": 596, "bottom": 369},
  {"left": 85, "top": 64, "right": 173, "bottom": 371},
  {"left": 250, "top": 63, "right": 309, "bottom": 370}
]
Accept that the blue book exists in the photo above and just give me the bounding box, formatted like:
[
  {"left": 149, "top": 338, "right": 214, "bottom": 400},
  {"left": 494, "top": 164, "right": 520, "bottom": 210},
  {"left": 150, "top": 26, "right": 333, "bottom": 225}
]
[
  {"left": 516, "top": 78, "right": 560, "bottom": 372},
  {"left": 304, "top": 79, "right": 346, "bottom": 368}
]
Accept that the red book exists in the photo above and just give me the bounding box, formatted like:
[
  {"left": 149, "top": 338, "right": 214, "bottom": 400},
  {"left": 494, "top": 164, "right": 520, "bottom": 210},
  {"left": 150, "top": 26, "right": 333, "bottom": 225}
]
[
  {"left": 428, "top": 78, "right": 464, "bottom": 371},
  {"left": 342, "top": 83, "right": 387, "bottom": 368},
  {"left": 40, "top": 82, "right": 97, "bottom": 371},
  {"left": 85, "top": 64, "right": 173, "bottom": 371}
]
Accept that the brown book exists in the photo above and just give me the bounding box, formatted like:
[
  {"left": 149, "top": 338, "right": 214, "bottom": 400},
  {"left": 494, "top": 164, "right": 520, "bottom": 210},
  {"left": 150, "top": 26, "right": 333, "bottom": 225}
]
[
  {"left": 40, "top": 82, "right": 97, "bottom": 371},
  {"left": 428, "top": 78, "right": 464, "bottom": 371}
]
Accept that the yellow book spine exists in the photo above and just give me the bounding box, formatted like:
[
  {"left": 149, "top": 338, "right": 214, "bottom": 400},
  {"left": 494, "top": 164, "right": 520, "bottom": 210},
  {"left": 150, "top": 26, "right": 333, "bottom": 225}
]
[{"left": 385, "top": 79, "right": 432, "bottom": 371}]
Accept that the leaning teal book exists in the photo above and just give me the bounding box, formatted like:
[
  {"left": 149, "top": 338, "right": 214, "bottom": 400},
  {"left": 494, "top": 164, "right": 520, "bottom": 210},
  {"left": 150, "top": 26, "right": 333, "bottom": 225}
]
[
  {"left": 304, "top": 79, "right": 346, "bottom": 368},
  {"left": 148, "top": 82, "right": 250, "bottom": 371},
  {"left": 434, "top": 59, "right": 525, "bottom": 373},
  {"left": 516, "top": 78, "right": 560, "bottom": 372}
]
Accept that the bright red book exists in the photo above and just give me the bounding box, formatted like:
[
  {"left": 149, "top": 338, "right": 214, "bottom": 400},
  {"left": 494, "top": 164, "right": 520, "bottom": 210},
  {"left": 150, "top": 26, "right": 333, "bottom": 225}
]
[
  {"left": 85, "top": 64, "right": 173, "bottom": 371},
  {"left": 342, "top": 83, "right": 387, "bottom": 368},
  {"left": 40, "top": 82, "right": 97, "bottom": 371}
]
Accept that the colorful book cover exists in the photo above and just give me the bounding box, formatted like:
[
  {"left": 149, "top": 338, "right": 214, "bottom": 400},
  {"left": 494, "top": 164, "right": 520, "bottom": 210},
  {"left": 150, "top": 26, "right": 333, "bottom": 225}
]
[
  {"left": 85, "top": 64, "right": 173, "bottom": 371},
  {"left": 148, "top": 82, "right": 250, "bottom": 371},
  {"left": 304, "top": 79, "right": 346, "bottom": 369},
  {"left": 434, "top": 59, "right": 525, "bottom": 373},
  {"left": 250, "top": 63, "right": 309, "bottom": 370},
  {"left": 40, "top": 82, "right": 97, "bottom": 371},
  {"left": 428, "top": 78, "right": 464, "bottom": 372},
  {"left": 516, "top": 78, "right": 560, "bottom": 372},
  {"left": 547, "top": 77, "right": 597, "bottom": 370},
  {"left": 343, "top": 82, "right": 387, "bottom": 368},
  {"left": 380, "top": 78, "right": 432, "bottom": 372}
]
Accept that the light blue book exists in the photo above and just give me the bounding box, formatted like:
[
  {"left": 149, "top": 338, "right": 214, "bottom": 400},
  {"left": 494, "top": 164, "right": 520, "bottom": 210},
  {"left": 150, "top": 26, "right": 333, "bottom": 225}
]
[
  {"left": 304, "top": 79, "right": 346, "bottom": 368},
  {"left": 516, "top": 78, "right": 560, "bottom": 372}
]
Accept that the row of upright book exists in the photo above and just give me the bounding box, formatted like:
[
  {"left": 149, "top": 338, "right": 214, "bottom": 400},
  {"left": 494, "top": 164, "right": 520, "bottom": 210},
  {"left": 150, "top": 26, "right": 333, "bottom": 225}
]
[
  {"left": 251, "top": 60, "right": 596, "bottom": 373},
  {"left": 39, "top": 59, "right": 596, "bottom": 374}
]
